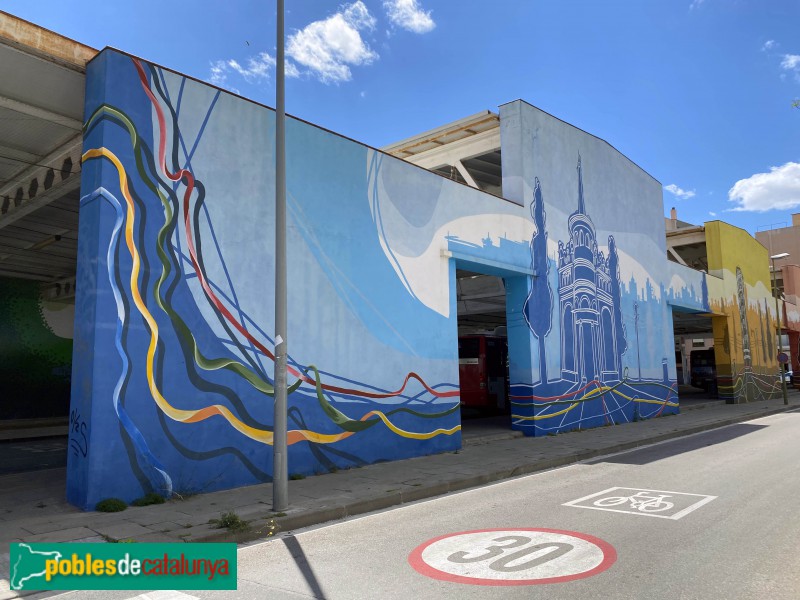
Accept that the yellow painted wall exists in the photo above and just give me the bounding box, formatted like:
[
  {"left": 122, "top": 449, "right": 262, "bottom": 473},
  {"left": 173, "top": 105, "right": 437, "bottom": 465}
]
[{"left": 704, "top": 221, "right": 780, "bottom": 401}]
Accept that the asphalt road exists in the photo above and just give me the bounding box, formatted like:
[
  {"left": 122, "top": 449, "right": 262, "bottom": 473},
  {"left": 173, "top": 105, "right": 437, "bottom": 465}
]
[
  {"left": 31, "top": 409, "right": 800, "bottom": 599},
  {"left": 0, "top": 438, "right": 67, "bottom": 475}
]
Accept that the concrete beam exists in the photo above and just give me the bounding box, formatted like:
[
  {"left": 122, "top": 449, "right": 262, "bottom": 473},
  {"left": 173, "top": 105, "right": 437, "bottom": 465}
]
[
  {"left": 404, "top": 129, "right": 501, "bottom": 170},
  {"left": 0, "top": 142, "right": 40, "bottom": 168},
  {"left": 42, "top": 276, "right": 77, "bottom": 301},
  {"left": 667, "top": 246, "right": 688, "bottom": 266},
  {"left": 0, "top": 93, "right": 82, "bottom": 130},
  {"left": 666, "top": 229, "right": 706, "bottom": 247},
  {"left": 0, "top": 266, "right": 55, "bottom": 281},
  {"left": 0, "top": 12, "right": 97, "bottom": 72},
  {"left": 0, "top": 135, "right": 82, "bottom": 229},
  {"left": 454, "top": 160, "right": 479, "bottom": 189}
]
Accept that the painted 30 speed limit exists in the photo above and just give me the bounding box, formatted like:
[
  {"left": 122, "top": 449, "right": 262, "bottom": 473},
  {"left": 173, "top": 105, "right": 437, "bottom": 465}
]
[{"left": 408, "top": 528, "right": 616, "bottom": 586}]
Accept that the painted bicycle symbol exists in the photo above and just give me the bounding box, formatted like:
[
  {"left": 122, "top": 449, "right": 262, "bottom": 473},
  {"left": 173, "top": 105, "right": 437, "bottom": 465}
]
[{"left": 593, "top": 491, "right": 674, "bottom": 513}]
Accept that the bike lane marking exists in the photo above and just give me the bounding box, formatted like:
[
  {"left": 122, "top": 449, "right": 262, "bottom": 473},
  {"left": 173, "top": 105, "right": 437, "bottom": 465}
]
[
  {"left": 563, "top": 487, "right": 717, "bottom": 520},
  {"left": 408, "top": 528, "right": 616, "bottom": 586}
]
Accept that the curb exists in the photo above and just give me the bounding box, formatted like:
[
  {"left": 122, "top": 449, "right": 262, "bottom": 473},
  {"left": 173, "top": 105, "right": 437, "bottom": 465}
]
[
  {"left": 462, "top": 430, "right": 524, "bottom": 446},
  {"left": 190, "top": 403, "right": 798, "bottom": 545}
]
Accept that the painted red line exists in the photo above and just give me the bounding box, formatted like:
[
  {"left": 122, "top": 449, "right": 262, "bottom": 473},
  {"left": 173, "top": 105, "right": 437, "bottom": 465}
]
[
  {"left": 511, "top": 379, "right": 603, "bottom": 401},
  {"left": 132, "top": 58, "right": 457, "bottom": 400}
]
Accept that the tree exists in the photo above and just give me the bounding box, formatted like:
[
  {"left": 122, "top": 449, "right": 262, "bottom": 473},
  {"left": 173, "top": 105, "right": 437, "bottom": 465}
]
[{"left": 524, "top": 178, "right": 553, "bottom": 385}]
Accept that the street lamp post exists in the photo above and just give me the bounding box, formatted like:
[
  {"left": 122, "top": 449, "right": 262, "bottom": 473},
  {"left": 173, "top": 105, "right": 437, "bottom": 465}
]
[
  {"left": 770, "top": 252, "right": 789, "bottom": 406},
  {"left": 273, "top": 0, "right": 289, "bottom": 511}
]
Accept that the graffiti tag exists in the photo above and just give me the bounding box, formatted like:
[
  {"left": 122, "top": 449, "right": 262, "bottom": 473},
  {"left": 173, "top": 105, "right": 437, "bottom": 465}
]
[{"left": 69, "top": 409, "right": 88, "bottom": 458}]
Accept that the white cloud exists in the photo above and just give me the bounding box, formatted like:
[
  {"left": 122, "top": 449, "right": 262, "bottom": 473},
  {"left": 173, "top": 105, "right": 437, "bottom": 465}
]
[
  {"left": 229, "top": 53, "right": 276, "bottom": 80},
  {"left": 709, "top": 211, "right": 717, "bottom": 217},
  {"left": 781, "top": 54, "right": 800, "bottom": 71},
  {"left": 762, "top": 39, "right": 777, "bottom": 51},
  {"left": 209, "top": 61, "right": 230, "bottom": 86},
  {"left": 383, "top": 0, "right": 435, "bottom": 34},
  {"left": 664, "top": 184, "right": 696, "bottom": 200},
  {"left": 287, "top": 1, "right": 378, "bottom": 84},
  {"left": 689, "top": 0, "right": 705, "bottom": 10},
  {"left": 728, "top": 162, "right": 800, "bottom": 212},
  {"left": 207, "top": 53, "right": 299, "bottom": 91}
]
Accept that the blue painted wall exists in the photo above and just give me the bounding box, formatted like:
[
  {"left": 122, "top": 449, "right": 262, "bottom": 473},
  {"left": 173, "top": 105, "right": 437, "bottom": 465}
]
[
  {"left": 499, "top": 101, "right": 679, "bottom": 434},
  {"left": 69, "top": 50, "right": 683, "bottom": 508}
]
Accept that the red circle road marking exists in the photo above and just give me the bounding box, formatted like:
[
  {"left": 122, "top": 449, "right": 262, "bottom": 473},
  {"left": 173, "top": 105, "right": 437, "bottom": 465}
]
[{"left": 408, "top": 527, "right": 617, "bottom": 586}]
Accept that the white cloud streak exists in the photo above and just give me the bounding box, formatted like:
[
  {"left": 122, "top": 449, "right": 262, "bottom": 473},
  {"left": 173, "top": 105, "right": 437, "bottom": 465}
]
[
  {"left": 383, "top": 0, "right": 435, "bottom": 34},
  {"left": 728, "top": 162, "right": 800, "bottom": 212},
  {"left": 781, "top": 54, "right": 800, "bottom": 71},
  {"left": 208, "top": 52, "right": 299, "bottom": 91},
  {"left": 762, "top": 39, "right": 777, "bottom": 51},
  {"left": 664, "top": 184, "right": 696, "bottom": 200},
  {"left": 287, "top": 1, "right": 378, "bottom": 84}
]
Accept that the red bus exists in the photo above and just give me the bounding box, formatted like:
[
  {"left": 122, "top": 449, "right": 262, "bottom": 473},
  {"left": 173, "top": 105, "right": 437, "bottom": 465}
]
[{"left": 458, "top": 335, "right": 508, "bottom": 411}]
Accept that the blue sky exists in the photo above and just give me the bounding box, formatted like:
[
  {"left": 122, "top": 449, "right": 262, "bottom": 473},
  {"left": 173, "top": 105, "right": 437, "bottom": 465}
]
[{"left": 5, "top": 0, "right": 800, "bottom": 233}]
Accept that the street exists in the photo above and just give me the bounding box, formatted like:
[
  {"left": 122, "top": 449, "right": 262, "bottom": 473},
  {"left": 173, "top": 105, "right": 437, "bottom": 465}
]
[
  {"left": 30, "top": 409, "right": 800, "bottom": 599},
  {"left": 0, "top": 438, "right": 67, "bottom": 476}
]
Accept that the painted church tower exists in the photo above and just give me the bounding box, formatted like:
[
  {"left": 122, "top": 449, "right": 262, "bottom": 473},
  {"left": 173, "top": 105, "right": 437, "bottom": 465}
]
[{"left": 557, "top": 157, "right": 617, "bottom": 384}]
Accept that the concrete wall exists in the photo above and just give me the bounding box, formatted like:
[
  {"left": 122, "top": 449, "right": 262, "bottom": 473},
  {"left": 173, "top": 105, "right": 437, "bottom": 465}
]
[
  {"left": 705, "top": 221, "right": 780, "bottom": 402},
  {"left": 499, "top": 101, "right": 679, "bottom": 434},
  {"left": 69, "top": 50, "right": 691, "bottom": 508},
  {"left": 755, "top": 225, "right": 800, "bottom": 265},
  {"left": 779, "top": 264, "right": 800, "bottom": 374}
]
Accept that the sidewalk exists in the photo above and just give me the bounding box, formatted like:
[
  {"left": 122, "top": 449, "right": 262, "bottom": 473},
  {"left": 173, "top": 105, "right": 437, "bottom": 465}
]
[
  {"left": 2, "top": 394, "right": 799, "bottom": 596},
  {"left": 0, "top": 418, "right": 68, "bottom": 442}
]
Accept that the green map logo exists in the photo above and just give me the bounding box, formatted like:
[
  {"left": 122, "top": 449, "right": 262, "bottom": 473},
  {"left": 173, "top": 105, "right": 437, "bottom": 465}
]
[
  {"left": 9, "top": 543, "right": 236, "bottom": 590},
  {"left": 10, "top": 543, "right": 63, "bottom": 590}
]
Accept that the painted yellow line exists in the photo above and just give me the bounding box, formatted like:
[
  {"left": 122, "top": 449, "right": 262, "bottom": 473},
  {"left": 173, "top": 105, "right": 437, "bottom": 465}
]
[{"left": 83, "top": 147, "right": 456, "bottom": 445}]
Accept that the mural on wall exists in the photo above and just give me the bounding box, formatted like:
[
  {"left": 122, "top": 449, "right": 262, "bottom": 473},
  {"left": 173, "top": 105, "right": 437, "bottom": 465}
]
[
  {"left": 508, "top": 157, "right": 678, "bottom": 435},
  {"left": 523, "top": 177, "right": 552, "bottom": 384},
  {"left": 0, "top": 277, "right": 72, "bottom": 419},
  {"left": 667, "top": 222, "right": 781, "bottom": 403},
  {"left": 73, "top": 52, "right": 733, "bottom": 507},
  {"left": 70, "top": 51, "right": 463, "bottom": 508},
  {"left": 702, "top": 221, "right": 781, "bottom": 403},
  {"left": 708, "top": 288, "right": 781, "bottom": 402}
]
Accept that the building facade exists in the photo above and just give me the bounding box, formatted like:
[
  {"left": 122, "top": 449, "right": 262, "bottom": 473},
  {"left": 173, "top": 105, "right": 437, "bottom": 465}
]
[
  {"left": 64, "top": 48, "right": 700, "bottom": 508},
  {"left": 0, "top": 15, "right": 784, "bottom": 509}
]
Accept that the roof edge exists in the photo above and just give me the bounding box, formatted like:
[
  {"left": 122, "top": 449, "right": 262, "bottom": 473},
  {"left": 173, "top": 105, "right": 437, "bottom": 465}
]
[
  {"left": 0, "top": 10, "right": 97, "bottom": 72},
  {"left": 499, "top": 99, "right": 662, "bottom": 187}
]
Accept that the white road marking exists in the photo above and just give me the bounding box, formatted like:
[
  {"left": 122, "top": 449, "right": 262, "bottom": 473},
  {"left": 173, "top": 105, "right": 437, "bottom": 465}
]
[
  {"left": 409, "top": 528, "right": 616, "bottom": 585},
  {"left": 124, "top": 592, "right": 199, "bottom": 600},
  {"left": 564, "top": 487, "right": 717, "bottom": 520}
]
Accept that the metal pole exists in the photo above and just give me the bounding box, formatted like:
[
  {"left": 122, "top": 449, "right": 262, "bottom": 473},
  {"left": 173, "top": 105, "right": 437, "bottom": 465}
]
[
  {"left": 273, "top": 0, "right": 289, "bottom": 511},
  {"left": 772, "top": 257, "right": 789, "bottom": 405}
]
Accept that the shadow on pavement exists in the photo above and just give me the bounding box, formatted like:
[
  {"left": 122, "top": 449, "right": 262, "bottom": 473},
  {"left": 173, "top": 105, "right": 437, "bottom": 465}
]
[
  {"left": 282, "top": 534, "right": 327, "bottom": 599},
  {"left": 587, "top": 422, "right": 769, "bottom": 465}
]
